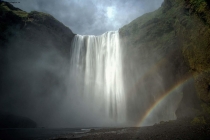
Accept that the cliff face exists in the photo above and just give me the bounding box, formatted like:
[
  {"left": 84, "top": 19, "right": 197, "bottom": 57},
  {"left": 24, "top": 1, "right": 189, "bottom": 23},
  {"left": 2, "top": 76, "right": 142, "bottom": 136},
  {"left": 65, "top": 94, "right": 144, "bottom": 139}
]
[
  {"left": 0, "top": 2, "right": 75, "bottom": 126},
  {"left": 1, "top": 0, "right": 210, "bottom": 126},
  {"left": 0, "top": 2, "right": 74, "bottom": 58},
  {"left": 119, "top": 0, "right": 210, "bottom": 122}
]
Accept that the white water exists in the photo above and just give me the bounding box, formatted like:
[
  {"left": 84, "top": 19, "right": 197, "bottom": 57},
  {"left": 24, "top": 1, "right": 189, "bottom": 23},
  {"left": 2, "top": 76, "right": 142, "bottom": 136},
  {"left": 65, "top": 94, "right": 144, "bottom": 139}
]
[
  {"left": 69, "top": 30, "right": 183, "bottom": 127},
  {"left": 70, "top": 31, "right": 126, "bottom": 124}
]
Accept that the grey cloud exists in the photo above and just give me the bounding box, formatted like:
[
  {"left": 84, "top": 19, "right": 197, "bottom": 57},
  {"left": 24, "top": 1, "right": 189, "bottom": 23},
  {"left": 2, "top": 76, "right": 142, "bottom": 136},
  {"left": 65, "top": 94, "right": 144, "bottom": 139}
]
[{"left": 6, "top": 0, "right": 163, "bottom": 35}]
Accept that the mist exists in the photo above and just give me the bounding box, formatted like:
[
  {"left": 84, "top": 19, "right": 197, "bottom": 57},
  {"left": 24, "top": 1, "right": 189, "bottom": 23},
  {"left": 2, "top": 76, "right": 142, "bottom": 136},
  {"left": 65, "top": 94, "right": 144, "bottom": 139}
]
[{"left": 0, "top": 0, "right": 188, "bottom": 128}]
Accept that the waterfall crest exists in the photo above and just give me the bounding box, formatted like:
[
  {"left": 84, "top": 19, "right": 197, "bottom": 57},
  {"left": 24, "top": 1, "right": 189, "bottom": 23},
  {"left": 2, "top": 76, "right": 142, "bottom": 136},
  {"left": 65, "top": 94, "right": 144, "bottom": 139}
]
[{"left": 70, "top": 31, "right": 126, "bottom": 123}]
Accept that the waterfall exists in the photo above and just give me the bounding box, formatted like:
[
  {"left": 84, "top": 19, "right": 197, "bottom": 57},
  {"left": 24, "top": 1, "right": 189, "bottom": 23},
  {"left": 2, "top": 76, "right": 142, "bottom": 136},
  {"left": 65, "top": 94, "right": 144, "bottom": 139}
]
[
  {"left": 69, "top": 30, "right": 182, "bottom": 127},
  {"left": 70, "top": 31, "right": 126, "bottom": 123}
]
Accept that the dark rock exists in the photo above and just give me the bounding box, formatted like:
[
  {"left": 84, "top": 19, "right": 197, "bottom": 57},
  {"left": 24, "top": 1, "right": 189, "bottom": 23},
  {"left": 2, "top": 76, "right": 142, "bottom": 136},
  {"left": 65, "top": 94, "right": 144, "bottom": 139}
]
[
  {"left": 0, "top": 111, "right": 37, "bottom": 128},
  {"left": 119, "top": 0, "right": 210, "bottom": 122},
  {"left": 0, "top": 1, "right": 75, "bottom": 121}
]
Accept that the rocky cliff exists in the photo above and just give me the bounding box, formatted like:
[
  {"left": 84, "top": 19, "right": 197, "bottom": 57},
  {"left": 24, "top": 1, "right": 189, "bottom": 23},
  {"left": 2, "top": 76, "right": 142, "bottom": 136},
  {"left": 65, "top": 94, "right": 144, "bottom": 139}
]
[
  {"left": 0, "top": 1, "right": 75, "bottom": 127},
  {"left": 1, "top": 0, "right": 210, "bottom": 127},
  {"left": 119, "top": 0, "right": 210, "bottom": 123}
]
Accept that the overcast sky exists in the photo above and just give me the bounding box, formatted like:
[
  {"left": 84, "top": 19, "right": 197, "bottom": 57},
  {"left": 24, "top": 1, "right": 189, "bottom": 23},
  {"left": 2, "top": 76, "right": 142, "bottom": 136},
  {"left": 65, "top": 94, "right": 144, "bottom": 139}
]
[{"left": 7, "top": 0, "right": 164, "bottom": 35}]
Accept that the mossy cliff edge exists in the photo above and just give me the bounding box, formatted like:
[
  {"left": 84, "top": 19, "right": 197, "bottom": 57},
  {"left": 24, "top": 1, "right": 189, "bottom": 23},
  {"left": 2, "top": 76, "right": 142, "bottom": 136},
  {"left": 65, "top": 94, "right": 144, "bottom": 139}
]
[
  {"left": 0, "top": 2, "right": 74, "bottom": 57},
  {"left": 119, "top": 0, "right": 210, "bottom": 123}
]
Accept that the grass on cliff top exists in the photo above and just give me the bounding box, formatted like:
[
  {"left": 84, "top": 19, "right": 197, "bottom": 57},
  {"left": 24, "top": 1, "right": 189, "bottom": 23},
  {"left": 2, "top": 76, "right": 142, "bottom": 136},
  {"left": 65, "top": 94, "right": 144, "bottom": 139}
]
[
  {"left": 28, "top": 11, "right": 58, "bottom": 24},
  {"left": 0, "top": 2, "right": 28, "bottom": 18},
  {"left": 0, "top": 2, "right": 57, "bottom": 24}
]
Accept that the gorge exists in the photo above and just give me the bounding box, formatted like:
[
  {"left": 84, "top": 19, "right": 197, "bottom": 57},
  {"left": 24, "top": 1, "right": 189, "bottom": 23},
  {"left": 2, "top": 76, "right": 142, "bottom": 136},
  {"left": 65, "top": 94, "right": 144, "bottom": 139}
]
[{"left": 0, "top": 0, "right": 210, "bottom": 129}]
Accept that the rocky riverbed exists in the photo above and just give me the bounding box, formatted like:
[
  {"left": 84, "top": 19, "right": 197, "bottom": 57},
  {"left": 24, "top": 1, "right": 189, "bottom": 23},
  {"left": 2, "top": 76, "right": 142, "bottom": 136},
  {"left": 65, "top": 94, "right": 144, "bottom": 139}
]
[{"left": 53, "top": 119, "right": 210, "bottom": 140}]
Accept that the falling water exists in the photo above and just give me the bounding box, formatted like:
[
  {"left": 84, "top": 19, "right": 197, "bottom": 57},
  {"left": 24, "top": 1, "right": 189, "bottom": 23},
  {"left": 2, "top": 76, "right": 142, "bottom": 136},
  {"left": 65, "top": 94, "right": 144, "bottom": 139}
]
[
  {"left": 69, "top": 30, "right": 183, "bottom": 127},
  {"left": 70, "top": 31, "right": 126, "bottom": 123}
]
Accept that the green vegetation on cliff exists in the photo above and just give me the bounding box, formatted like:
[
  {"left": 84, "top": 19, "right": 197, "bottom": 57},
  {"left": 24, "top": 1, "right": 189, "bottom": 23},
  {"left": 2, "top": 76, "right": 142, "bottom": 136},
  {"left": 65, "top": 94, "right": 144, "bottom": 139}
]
[
  {"left": 0, "top": 2, "right": 28, "bottom": 18},
  {"left": 119, "top": 0, "right": 210, "bottom": 122},
  {"left": 0, "top": 1, "right": 74, "bottom": 56}
]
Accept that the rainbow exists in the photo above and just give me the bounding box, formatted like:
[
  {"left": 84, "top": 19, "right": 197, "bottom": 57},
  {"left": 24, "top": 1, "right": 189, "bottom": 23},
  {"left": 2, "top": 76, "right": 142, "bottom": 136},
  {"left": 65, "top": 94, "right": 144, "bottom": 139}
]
[
  {"left": 123, "top": 50, "right": 194, "bottom": 127},
  {"left": 136, "top": 74, "right": 193, "bottom": 127}
]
